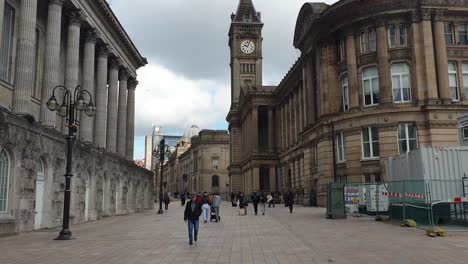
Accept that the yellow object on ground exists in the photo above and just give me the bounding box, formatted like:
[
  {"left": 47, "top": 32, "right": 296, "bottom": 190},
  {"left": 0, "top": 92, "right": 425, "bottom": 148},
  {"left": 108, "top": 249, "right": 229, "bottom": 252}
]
[{"left": 400, "top": 219, "right": 417, "bottom": 227}]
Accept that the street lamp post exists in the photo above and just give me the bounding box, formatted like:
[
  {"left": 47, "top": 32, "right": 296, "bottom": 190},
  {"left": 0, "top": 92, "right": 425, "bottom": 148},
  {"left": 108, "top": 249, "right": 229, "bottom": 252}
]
[
  {"left": 46, "top": 85, "right": 95, "bottom": 240},
  {"left": 153, "top": 139, "right": 170, "bottom": 214}
]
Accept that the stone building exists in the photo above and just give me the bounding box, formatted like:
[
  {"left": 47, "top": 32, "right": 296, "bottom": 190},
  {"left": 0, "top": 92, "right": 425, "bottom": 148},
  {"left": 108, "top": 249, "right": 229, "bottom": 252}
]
[
  {"left": 161, "top": 130, "right": 230, "bottom": 196},
  {"left": 227, "top": 0, "right": 468, "bottom": 206},
  {"left": 0, "top": 0, "right": 152, "bottom": 236}
]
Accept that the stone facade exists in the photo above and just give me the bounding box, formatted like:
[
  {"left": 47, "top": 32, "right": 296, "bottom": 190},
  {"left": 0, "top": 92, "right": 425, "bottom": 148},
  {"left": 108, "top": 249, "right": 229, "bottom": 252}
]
[
  {"left": 161, "top": 130, "right": 230, "bottom": 196},
  {"left": 227, "top": 0, "right": 468, "bottom": 206},
  {"left": 0, "top": 0, "right": 151, "bottom": 236}
]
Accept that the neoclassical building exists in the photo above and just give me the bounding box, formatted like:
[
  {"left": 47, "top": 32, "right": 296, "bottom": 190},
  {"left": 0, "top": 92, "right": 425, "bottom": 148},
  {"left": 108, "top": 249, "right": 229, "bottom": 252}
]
[
  {"left": 227, "top": 0, "right": 468, "bottom": 206},
  {"left": 162, "top": 130, "right": 230, "bottom": 196},
  {"left": 0, "top": 0, "right": 152, "bottom": 236}
]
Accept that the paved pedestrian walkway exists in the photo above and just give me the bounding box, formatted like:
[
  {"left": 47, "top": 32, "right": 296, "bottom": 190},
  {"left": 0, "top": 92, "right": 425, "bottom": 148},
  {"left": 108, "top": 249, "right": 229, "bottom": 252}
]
[
  {"left": 0, "top": 203, "right": 328, "bottom": 264},
  {"left": 1, "top": 203, "right": 467, "bottom": 264}
]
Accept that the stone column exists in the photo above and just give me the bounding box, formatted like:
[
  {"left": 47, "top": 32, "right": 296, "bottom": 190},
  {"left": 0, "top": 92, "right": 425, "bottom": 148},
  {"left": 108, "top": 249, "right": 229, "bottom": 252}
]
[
  {"left": 346, "top": 33, "right": 359, "bottom": 109},
  {"left": 12, "top": 0, "right": 38, "bottom": 115},
  {"left": 269, "top": 167, "right": 276, "bottom": 192},
  {"left": 268, "top": 107, "right": 274, "bottom": 152},
  {"left": 298, "top": 88, "right": 303, "bottom": 134},
  {"left": 376, "top": 20, "right": 392, "bottom": 104},
  {"left": 61, "top": 10, "right": 82, "bottom": 134},
  {"left": 106, "top": 57, "right": 120, "bottom": 152},
  {"left": 289, "top": 95, "right": 293, "bottom": 144},
  {"left": 294, "top": 91, "right": 298, "bottom": 142},
  {"left": 433, "top": 9, "right": 451, "bottom": 102},
  {"left": 40, "top": 0, "right": 64, "bottom": 127},
  {"left": 79, "top": 29, "right": 97, "bottom": 143},
  {"left": 117, "top": 69, "right": 129, "bottom": 156},
  {"left": 0, "top": 1, "right": 4, "bottom": 43},
  {"left": 126, "top": 78, "right": 138, "bottom": 160},
  {"left": 252, "top": 106, "right": 258, "bottom": 152},
  {"left": 94, "top": 45, "right": 109, "bottom": 148}
]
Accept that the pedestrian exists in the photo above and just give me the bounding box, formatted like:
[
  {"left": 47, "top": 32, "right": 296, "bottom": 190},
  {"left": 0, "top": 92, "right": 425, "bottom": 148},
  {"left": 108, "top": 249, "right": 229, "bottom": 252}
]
[
  {"left": 267, "top": 192, "right": 275, "bottom": 208},
  {"left": 212, "top": 193, "right": 221, "bottom": 222},
  {"left": 231, "top": 192, "right": 236, "bottom": 207},
  {"left": 286, "top": 190, "right": 294, "bottom": 213},
  {"left": 201, "top": 192, "right": 210, "bottom": 223},
  {"left": 163, "top": 192, "right": 170, "bottom": 210},
  {"left": 184, "top": 194, "right": 203, "bottom": 245},
  {"left": 251, "top": 191, "right": 260, "bottom": 215},
  {"left": 196, "top": 192, "right": 203, "bottom": 204},
  {"left": 181, "top": 192, "right": 186, "bottom": 207},
  {"left": 260, "top": 192, "right": 267, "bottom": 215},
  {"left": 238, "top": 192, "right": 245, "bottom": 215}
]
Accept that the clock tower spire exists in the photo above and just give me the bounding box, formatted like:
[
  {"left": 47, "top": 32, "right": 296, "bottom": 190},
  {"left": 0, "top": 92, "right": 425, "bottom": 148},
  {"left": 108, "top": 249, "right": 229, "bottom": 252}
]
[{"left": 229, "top": 0, "right": 263, "bottom": 109}]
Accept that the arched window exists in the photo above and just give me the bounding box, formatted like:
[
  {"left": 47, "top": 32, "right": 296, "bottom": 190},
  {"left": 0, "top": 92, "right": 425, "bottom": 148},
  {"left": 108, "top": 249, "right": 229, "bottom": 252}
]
[
  {"left": 212, "top": 175, "right": 219, "bottom": 188},
  {"left": 0, "top": 150, "right": 10, "bottom": 213}
]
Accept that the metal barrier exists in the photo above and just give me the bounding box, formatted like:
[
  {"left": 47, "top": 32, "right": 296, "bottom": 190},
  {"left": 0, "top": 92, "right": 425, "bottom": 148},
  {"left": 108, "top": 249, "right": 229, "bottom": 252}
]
[{"left": 327, "top": 180, "right": 468, "bottom": 236}]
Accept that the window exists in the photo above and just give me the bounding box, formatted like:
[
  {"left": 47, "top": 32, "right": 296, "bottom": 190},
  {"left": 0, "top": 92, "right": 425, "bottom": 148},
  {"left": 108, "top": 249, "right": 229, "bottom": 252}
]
[
  {"left": 336, "top": 132, "right": 345, "bottom": 162},
  {"left": 339, "top": 39, "right": 346, "bottom": 61},
  {"left": 448, "top": 62, "right": 460, "bottom": 101},
  {"left": 211, "top": 175, "right": 219, "bottom": 188},
  {"left": 0, "top": 4, "right": 15, "bottom": 82},
  {"left": 212, "top": 159, "right": 219, "bottom": 170},
  {"left": 342, "top": 76, "right": 349, "bottom": 112},
  {"left": 463, "top": 63, "right": 468, "bottom": 100},
  {"left": 388, "top": 24, "right": 397, "bottom": 48},
  {"left": 398, "top": 124, "right": 418, "bottom": 154},
  {"left": 0, "top": 150, "right": 10, "bottom": 213},
  {"left": 445, "top": 23, "right": 454, "bottom": 45},
  {"left": 400, "top": 25, "right": 407, "bottom": 47},
  {"left": 360, "top": 28, "right": 376, "bottom": 53},
  {"left": 459, "top": 24, "right": 468, "bottom": 45},
  {"left": 362, "top": 67, "right": 380, "bottom": 106},
  {"left": 362, "top": 127, "right": 379, "bottom": 159},
  {"left": 369, "top": 28, "right": 377, "bottom": 52},
  {"left": 391, "top": 63, "right": 411, "bottom": 102},
  {"left": 462, "top": 125, "right": 468, "bottom": 140}
]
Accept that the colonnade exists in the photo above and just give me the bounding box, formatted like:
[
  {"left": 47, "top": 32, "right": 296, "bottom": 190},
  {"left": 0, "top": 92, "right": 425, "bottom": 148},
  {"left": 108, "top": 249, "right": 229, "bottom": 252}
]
[{"left": 8, "top": 0, "right": 137, "bottom": 159}]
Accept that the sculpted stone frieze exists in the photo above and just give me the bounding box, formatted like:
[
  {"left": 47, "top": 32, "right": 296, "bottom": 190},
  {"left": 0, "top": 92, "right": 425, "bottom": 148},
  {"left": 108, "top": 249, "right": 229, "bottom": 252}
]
[
  {"left": 357, "top": 53, "right": 377, "bottom": 66},
  {"left": 447, "top": 49, "right": 468, "bottom": 58},
  {"left": 389, "top": 49, "right": 411, "bottom": 61}
]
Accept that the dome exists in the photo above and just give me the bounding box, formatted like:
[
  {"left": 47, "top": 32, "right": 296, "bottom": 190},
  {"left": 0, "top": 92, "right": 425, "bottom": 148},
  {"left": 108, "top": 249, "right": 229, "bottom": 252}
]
[{"left": 183, "top": 125, "right": 200, "bottom": 142}]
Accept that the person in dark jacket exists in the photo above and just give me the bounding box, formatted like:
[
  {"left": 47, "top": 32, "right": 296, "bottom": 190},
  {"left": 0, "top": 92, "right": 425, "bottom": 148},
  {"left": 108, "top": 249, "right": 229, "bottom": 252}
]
[
  {"left": 260, "top": 192, "right": 267, "bottom": 215},
  {"left": 184, "top": 194, "right": 203, "bottom": 245},
  {"left": 180, "top": 193, "right": 186, "bottom": 207},
  {"left": 286, "top": 191, "right": 294, "bottom": 213},
  {"left": 163, "top": 193, "right": 170, "bottom": 210},
  {"left": 251, "top": 192, "right": 261, "bottom": 215},
  {"left": 238, "top": 192, "right": 245, "bottom": 209}
]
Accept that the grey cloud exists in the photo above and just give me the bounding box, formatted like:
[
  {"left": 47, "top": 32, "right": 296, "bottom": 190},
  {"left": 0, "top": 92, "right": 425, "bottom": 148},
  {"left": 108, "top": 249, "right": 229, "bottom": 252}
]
[{"left": 110, "top": 0, "right": 337, "bottom": 85}]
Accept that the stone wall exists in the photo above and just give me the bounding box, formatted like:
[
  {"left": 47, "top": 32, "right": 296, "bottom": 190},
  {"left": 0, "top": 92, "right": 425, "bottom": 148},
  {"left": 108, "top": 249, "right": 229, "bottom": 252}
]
[{"left": 0, "top": 108, "right": 153, "bottom": 236}]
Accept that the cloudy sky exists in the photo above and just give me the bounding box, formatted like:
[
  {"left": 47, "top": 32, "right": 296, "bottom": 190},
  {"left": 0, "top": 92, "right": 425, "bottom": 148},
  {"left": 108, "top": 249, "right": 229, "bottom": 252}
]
[{"left": 109, "top": 0, "right": 337, "bottom": 159}]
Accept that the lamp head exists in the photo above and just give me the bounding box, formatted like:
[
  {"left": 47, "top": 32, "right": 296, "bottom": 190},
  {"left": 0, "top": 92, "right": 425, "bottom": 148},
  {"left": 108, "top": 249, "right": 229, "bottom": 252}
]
[
  {"left": 58, "top": 104, "right": 68, "bottom": 117},
  {"left": 46, "top": 96, "right": 59, "bottom": 111},
  {"left": 75, "top": 95, "right": 85, "bottom": 111},
  {"left": 84, "top": 102, "right": 96, "bottom": 117}
]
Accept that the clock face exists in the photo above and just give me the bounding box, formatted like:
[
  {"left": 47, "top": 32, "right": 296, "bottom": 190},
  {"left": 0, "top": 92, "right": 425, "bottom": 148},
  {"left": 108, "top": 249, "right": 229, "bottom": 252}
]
[{"left": 240, "top": 40, "right": 255, "bottom": 54}]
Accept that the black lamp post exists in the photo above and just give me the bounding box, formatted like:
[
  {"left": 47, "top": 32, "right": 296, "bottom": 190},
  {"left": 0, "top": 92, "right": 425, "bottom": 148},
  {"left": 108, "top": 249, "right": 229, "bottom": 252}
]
[
  {"left": 153, "top": 139, "right": 171, "bottom": 214},
  {"left": 46, "top": 85, "right": 95, "bottom": 240}
]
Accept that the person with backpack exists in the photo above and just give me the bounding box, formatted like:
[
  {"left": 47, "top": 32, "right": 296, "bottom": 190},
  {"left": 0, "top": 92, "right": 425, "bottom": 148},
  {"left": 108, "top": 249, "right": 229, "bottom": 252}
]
[
  {"left": 211, "top": 193, "right": 221, "bottom": 222},
  {"left": 184, "top": 194, "right": 203, "bottom": 245},
  {"left": 260, "top": 192, "right": 267, "bottom": 215}
]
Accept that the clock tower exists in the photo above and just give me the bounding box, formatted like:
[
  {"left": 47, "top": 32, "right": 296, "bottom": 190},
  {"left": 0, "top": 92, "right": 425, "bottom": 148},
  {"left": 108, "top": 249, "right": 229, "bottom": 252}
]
[{"left": 227, "top": 0, "right": 263, "bottom": 193}]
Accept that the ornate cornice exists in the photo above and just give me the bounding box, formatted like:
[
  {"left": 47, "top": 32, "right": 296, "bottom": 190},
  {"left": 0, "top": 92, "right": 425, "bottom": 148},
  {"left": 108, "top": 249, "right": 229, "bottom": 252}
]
[
  {"left": 432, "top": 8, "right": 448, "bottom": 22},
  {"left": 49, "top": 0, "right": 64, "bottom": 6}
]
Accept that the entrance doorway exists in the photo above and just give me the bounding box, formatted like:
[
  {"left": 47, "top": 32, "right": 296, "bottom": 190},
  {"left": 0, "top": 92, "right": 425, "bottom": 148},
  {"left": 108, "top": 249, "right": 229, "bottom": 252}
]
[{"left": 34, "top": 161, "right": 45, "bottom": 230}]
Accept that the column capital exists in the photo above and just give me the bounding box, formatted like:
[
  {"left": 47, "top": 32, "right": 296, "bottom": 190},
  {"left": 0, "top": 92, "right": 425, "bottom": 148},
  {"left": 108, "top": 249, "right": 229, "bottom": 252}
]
[
  {"left": 128, "top": 78, "right": 138, "bottom": 90},
  {"left": 373, "top": 15, "right": 388, "bottom": 28},
  {"left": 66, "top": 10, "right": 84, "bottom": 27},
  {"left": 432, "top": 8, "right": 448, "bottom": 22},
  {"left": 109, "top": 57, "right": 121, "bottom": 70},
  {"left": 84, "top": 28, "right": 98, "bottom": 44},
  {"left": 119, "top": 68, "right": 130, "bottom": 81},
  {"left": 49, "top": 0, "right": 65, "bottom": 6},
  {"left": 97, "top": 44, "right": 109, "bottom": 58}
]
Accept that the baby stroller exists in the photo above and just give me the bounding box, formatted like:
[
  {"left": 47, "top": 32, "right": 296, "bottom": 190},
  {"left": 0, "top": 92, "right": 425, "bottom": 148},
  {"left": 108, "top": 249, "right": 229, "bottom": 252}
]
[{"left": 210, "top": 207, "right": 220, "bottom": 222}]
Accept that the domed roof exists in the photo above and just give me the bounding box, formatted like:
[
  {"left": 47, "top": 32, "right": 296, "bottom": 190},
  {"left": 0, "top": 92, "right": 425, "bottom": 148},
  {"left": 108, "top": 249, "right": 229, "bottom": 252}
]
[{"left": 183, "top": 125, "right": 200, "bottom": 142}]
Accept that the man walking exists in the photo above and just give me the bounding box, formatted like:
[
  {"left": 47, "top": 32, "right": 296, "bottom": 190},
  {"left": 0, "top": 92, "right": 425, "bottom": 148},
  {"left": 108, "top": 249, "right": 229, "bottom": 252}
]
[
  {"left": 251, "top": 192, "right": 260, "bottom": 215},
  {"left": 286, "top": 190, "right": 294, "bottom": 213},
  {"left": 260, "top": 192, "right": 267, "bottom": 215},
  {"left": 163, "top": 192, "right": 170, "bottom": 210},
  {"left": 184, "top": 194, "right": 202, "bottom": 245},
  {"left": 267, "top": 192, "right": 275, "bottom": 208},
  {"left": 212, "top": 193, "right": 221, "bottom": 222},
  {"left": 181, "top": 192, "right": 186, "bottom": 207}
]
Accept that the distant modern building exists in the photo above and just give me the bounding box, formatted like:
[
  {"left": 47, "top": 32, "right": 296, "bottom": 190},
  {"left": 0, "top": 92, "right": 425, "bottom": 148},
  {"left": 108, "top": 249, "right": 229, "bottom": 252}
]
[{"left": 144, "top": 126, "right": 188, "bottom": 170}]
